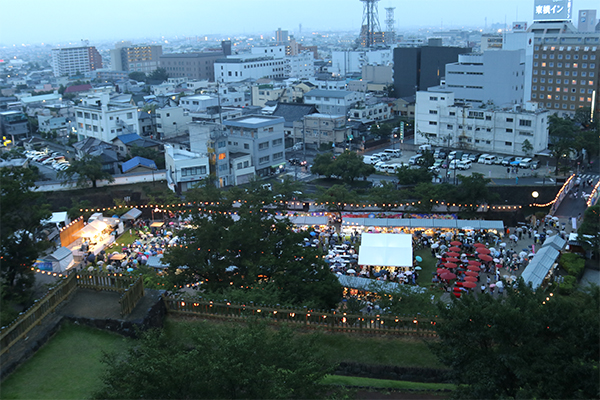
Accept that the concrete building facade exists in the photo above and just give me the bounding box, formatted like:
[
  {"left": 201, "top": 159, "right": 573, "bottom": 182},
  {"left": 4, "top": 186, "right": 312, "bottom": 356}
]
[
  {"left": 51, "top": 46, "right": 102, "bottom": 77},
  {"left": 303, "top": 89, "right": 364, "bottom": 115},
  {"left": 110, "top": 44, "right": 162, "bottom": 73},
  {"left": 159, "top": 52, "right": 223, "bottom": 81},
  {"left": 445, "top": 50, "right": 526, "bottom": 107},
  {"left": 415, "top": 88, "right": 549, "bottom": 157},
  {"left": 74, "top": 94, "right": 141, "bottom": 142}
]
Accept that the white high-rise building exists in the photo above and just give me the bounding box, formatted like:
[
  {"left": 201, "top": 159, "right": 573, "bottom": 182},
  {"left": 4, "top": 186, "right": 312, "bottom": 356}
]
[
  {"left": 51, "top": 46, "right": 102, "bottom": 77},
  {"left": 74, "top": 94, "right": 141, "bottom": 142}
]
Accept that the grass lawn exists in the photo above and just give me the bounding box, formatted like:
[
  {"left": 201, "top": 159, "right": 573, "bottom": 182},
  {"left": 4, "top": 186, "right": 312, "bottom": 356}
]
[
  {"left": 106, "top": 229, "right": 142, "bottom": 250},
  {"left": 1, "top": 322, "right": 129, "bottom": 400},
  {"left": 415, "top": 247, "right": 445, "bottom": 301},
  {"left": 323, "top": 375, "right": 455, "bottom": 391}
]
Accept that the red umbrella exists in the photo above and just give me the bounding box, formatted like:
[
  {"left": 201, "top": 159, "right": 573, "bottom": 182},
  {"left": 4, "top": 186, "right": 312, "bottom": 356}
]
[
  {"left": 465, "top": 270, "right": 479, "bottom": 277},
  {"left": 456, "top": 281, "right": 463, "bottom": 287},
  {"left": 445, "top": 252, "right": 460, "bottom": 257},
  {"left": 444, "top": 262, "right": 458, "bottom": 269},
  {"left": 447, "top": 257, "right": 460, "bottom": 263},
  {"left": 468, "top": 260, "right": 481, "bottom": 266},
  {"left": 474, "top": 243, "right": 486, "bottom": 248},
  {"left": 467, "top": 265, "right": 481, "bottom": 272},
  {"left": 478, "top": 254, "right": 493, "bottom": 262},
  {"left": 437, "top": 268, "right": 449, "bottom": 275},
  {"left": 453, "top": 287, "right": 461, "bottom": 292},
  {"left": 463, "top": 281, "right": 477, "bottom": 288},
  {"left": 450, "top": 241, "right": 462, "bottom": 246},
  {"left": 495, "top": 263, "right": 503, "bottom": 269},
  {"left": 448, "top": 246, "right": 461, "bottom": 252},
  {"left": 464, "top": 276, "right": 478, "bottom": 282},
  {"left": 476, "top": 247, "right": 491, "bottom": 254},
  {"left": 453, "top": 292, "right": 461, "bottom": 298},
  {"left": 441, "top": 272, "right": 457, "bottom": 280}
]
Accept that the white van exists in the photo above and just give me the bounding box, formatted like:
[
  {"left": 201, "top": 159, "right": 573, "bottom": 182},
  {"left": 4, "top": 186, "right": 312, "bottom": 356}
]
[
  {"left": 409, "top": 154, "right": 422, "bottom": 165},
  {"left": 483, "top": 155, "right": 496, "bottom": 165},
  {"left": 385, "top": 163, "right": 403, "bottom": 173},
  {"left": 374, "top": 161, "right": 387, "bottom": 172},
  {"left": 373, "top": 152, "right": 390, "bottom": 161},
  {"left": 477, "top": 154, "right": 490, "bottom": 164},
  {"left": 418, "top": 144, "right": 432, "bottom": 154},
  {"left": 384, "top": 148, "right": 401, "bottom": 158}
]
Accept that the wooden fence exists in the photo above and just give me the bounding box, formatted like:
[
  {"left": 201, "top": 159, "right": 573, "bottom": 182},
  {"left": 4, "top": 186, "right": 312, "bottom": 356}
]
[
  {"left": 119, "top": 276, "right": 145, "bottom": 316},
  {"left": 162, "top": 296, "right": 438, "bottom": 337},
  {"left": 1, "top": 272, "right": 145, "bottom": 356},
  {"left": 0, "top": 273, "right": 78, "bottom": 355}
]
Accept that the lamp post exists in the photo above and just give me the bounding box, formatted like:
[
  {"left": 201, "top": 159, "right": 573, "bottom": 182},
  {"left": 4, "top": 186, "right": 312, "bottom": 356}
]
[{"left": 151, "top": 207, "right": 160, "bottom": 221}]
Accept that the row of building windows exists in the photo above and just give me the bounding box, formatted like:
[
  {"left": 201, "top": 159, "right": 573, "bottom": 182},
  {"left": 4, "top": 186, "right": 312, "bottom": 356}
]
[
  {"left": 533, "top": 69, "right": 598, "bottom": 78},
  {"left": 181, "top": 166, "right": 207, "bottom": 176},
  {"left": 533, "top": 86, "right": 595, "bottom": 93},
  {"left": 533, "top": 61, "right": 596, "bottom": 68},
  {"left": 532, "top": 93, "right": 593, "bottom": 103},
  {"left": 535, "top": 45, "right": 598, "bottom": 52},
  {"left": 533, "top": 77, "right": 596, "bottom": 84}
]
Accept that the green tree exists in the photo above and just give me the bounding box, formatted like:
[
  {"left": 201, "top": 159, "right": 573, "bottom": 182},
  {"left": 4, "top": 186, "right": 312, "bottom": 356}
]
[
  {"left": 128, "top": 71, "right": 146, "bottom": 82},
  {"left": 577, "top": 205, "right": 600, "bottom": 258},
  {"left": 129, "top": 145, "right": 165, "bottom": 169},
  {"left": 368, "top": 181, "right": 404, "bottom": 211},
  {"left": 431, "top": 280, "right": 599, "bottom": 399},
  {"left": 0, "top": 168, "right": 51, "bottom": 305},
  {"left": 162, "top": 193, "right": 342, "bottom": 309},
  {"left": 316, "top": 184, "right": 359, "bottom": 220},
  {"left": 58, "top": 154, "right": 115, "bottom": 188},
  {"left": 521, "top": 138, "right": 533, "bottom": 156},
  {"left": 94, "top": 322, "right": 336, "bottom": 399},
  {"left": 147, "top": 67, "right": 169, "bottom": 83},
  {"left": 548, "top": 114, "right": 577, "bottom": 175},
  {"left": 329, "top": 150, "right": 375, "bottom": 183},
  {"left": 455, "top": 173, "right": 497, "bottom": 215},
  {"left": 310, "top": 152, "right": 335, "bottom": 178},
  {"left": 395, "top": 165, "right": 433, "bottom": 185}
]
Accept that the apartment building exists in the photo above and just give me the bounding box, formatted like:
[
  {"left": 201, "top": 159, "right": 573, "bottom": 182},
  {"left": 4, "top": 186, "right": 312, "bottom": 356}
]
[
  {"left": 159, "top": 52, "right": 223, "bottom": 81},
  {"left": 74, "top": 94, "right": 140, "bottom": 142},
  {"left": 291, "top": 114, "right": 350, "bottom": 148},
  {"left": 303, "top": 89, "right": 364, "bottom": 115},
  {"left": 110, "top": 44, "right": 163, "bottom": 73},
  {"left": 156, "top": 106, "right": 192, "bottom": 138},
  {"left": 214, "top": 55, "right": 287, "bottom": 83},
  {"left": 51, "top": 45, "right": 102, "bottom": 77},
  {"left": 164, "top": 144, "right": 210, "bottom": 193},
  {"left": 415, "top": 88, "right": 549, "bottom": 156}
]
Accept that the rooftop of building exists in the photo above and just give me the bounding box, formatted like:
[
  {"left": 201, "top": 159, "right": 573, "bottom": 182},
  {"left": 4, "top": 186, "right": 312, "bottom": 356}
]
[
  {"left": 224, "top": 114, "right": 284, "bottom": 128},
  {"left": 305, "top": 89, "right": 354, "bottom": 98},
  {"left": 122, "top": 156, "right": 157, "bottom": 173},
  {"left": 160, "top": 52, "right": 223, "bottom": 59}
]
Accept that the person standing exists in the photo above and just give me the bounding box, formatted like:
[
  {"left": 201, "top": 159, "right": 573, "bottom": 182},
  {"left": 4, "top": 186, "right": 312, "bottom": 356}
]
[{"left": 480, "top": 284, "right": 486, "bottom": 294}]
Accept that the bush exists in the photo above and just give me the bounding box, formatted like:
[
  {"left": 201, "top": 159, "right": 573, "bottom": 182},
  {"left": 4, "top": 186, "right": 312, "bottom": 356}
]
[
  {"left": 559, "top": 253, "right": 585, "bottom": 278},
  {"left": 558, "top": 275, "right": 577, "bottom": 295}
]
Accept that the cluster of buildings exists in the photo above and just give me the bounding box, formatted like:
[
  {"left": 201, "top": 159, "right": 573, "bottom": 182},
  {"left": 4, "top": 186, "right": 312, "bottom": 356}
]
[{"left": 1, "top": 1, "right": 598, "bottom": 192}]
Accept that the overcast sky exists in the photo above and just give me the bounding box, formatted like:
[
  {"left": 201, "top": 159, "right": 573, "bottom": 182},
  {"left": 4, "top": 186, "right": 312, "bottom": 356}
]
[{"left": 1, "top": 0, "right": 598, "bottom": 45}]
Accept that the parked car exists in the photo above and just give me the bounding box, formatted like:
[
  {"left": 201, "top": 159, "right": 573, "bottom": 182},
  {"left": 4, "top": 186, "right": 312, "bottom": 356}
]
[
  {"left": 457, "top": 160, "right": 472, "bottom": 170},
  {"left": 477, "top": 154, "right": 490, "bottom": 164},
  {"left": 461, "top": 153, "right": 471, "bottom": 162},
  {"left": 483, "top": 155, "right": 497, "bottom": 165},
  {"left": 409, "top": 154, "right": 422, "bottom": 165},
  {"left": 501, "top": 156, "right": 516, "bottom": 166},
  {"left": 469, "top": 153, "right": 480, "bottom": 162}
]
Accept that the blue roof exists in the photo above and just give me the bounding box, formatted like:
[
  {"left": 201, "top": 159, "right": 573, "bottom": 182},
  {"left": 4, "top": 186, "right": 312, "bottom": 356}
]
[
  {"left": 122, "top": 156, "right": 157, "bottom": 173},
  {"left": 305, "top": 89, "right": 352, "bottom": 98},
  {"left": 117, "top": 133, "right": 143, "bottom": 145}
]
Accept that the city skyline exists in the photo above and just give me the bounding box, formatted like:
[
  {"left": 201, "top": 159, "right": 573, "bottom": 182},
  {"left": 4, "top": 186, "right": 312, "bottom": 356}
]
[{"left": 1, "top": 0, "right": 599, "bottom": 46}]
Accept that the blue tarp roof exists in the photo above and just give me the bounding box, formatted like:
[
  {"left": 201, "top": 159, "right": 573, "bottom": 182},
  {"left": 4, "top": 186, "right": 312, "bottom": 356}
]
[
  {"left": 122, "top": 156, "right": 157, "bottom": 173},
  {"left": 336, "top": 274, "right": 426, "bottom": 294}
]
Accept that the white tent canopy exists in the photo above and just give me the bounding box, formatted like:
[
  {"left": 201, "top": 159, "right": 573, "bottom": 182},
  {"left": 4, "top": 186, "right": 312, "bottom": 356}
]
[
  {"left": 78, "top": 219, "right": 109, "bottom": 238},
  {"left": 37, "top": 247, "right": 74, "bottom": 272},
  {"left": 358, "top": 233, "right": 413, "bottom": 268}
]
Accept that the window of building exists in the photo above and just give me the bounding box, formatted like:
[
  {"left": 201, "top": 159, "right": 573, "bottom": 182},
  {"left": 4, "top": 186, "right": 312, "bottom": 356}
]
[
  {"left": 485, "top": 115, "right": 492, "bottom": 121},
  {"left": 506, "top": 128, "right": 513, "bottom": 133},
  {"left": 506, "top": 118, "right": 513, "bottom": 123},
  {"left": 258, "top": 141, "right": 269, "bottom": 150},
  {"left": 449, "top": 111, "right": 456, "bottom": 116},
  {"left": 273, "top": 152, "right": 283, "bottom": 161},
  {"left": 259, "top": 155, "right": 269, "bottom": 164},
  {"left": 92, "top": 114, "right": 98, "bottom": 120},
  {"left": 272, "top": 138, "right": 282, "bottom": 146},
  {"left": 127, "top": 112, "right": 133, "bottom": 119},
  {"left": 244, "top": 143, "right": 249, "bottom": 149},
  {"left": 505, "top": 141, "right": 512, "bottom": 146},
  {"left": 429, "top": 121, "right": 437, "bottom": 125},
  {"left": 519, "top": 120, "right": 532, "bottom": 127},
  {"left": 447, "top": 124, "right": 453, "bottom": 129},
  {"left": 429, "top": 110, "right": 438, "bottom": 114},
  {"left": 84, "top": 113, "right": 90, "bottom": 119},
  {"left": 429, "top": 96, "right": 438, "bottom": 101}
]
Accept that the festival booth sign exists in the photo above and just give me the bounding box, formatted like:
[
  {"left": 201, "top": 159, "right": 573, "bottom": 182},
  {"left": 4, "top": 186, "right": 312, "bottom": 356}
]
[{"left": 358, "top": 233, "right": 413, "bottom": 270}]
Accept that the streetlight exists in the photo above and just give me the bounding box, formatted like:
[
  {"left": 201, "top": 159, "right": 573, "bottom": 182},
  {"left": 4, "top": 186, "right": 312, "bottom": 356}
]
[
  {"left": 151, "top": 207, "right": 160, "bottom": 221},
  {"left": 531, "top": 191, "right": 539, "bottom": 199}
]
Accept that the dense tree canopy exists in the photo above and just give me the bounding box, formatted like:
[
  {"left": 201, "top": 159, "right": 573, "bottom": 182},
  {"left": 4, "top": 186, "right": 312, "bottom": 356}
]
[
  {"left": 577, "top": 204, "right": 600, "bottom": 257},
  {"left": 58, "top": 154, "right": 115, "bottom": 188},
  {"left": 94, "top": 322, "right": 336, "bottom": 399},
  {"left": 311, "top": 151, "right": 375, "bottom": 182},
  {"left": 0, "top": 168, "right": 51, "bottom": 305},
  {"left": 395, "top": 165, "right": 433, "bottom": 186},
  {"left": 431, "top": 280, "right": 599, "bottom": 399},
  {"left": 162, "top": 187, "right": 342, "bottom": 309}
]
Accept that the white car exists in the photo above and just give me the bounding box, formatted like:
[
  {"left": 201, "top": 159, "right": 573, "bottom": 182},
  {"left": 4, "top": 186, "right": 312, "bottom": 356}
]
[
  {"left": 457, "top": 160, "right": 472, "bottom": 170},
  {"left": 478, "top": 154, "right": 490, "bottom": 164}
]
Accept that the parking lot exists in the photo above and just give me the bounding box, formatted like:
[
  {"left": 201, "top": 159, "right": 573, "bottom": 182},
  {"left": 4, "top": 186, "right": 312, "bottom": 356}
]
[{"left": 363, "top": 146, "right": 550, "bottom": 181}]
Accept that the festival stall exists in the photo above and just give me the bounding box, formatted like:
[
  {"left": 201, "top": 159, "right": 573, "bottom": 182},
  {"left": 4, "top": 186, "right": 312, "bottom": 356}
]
[
  {"left": 521, "top": 235, "right": 565, "bottom": 289},
  {"left": 358, "top": 233, "right": 413, "bottom": 273},
  {"left": 34, "top": 247, "right": 74, "bottom": 272}
]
